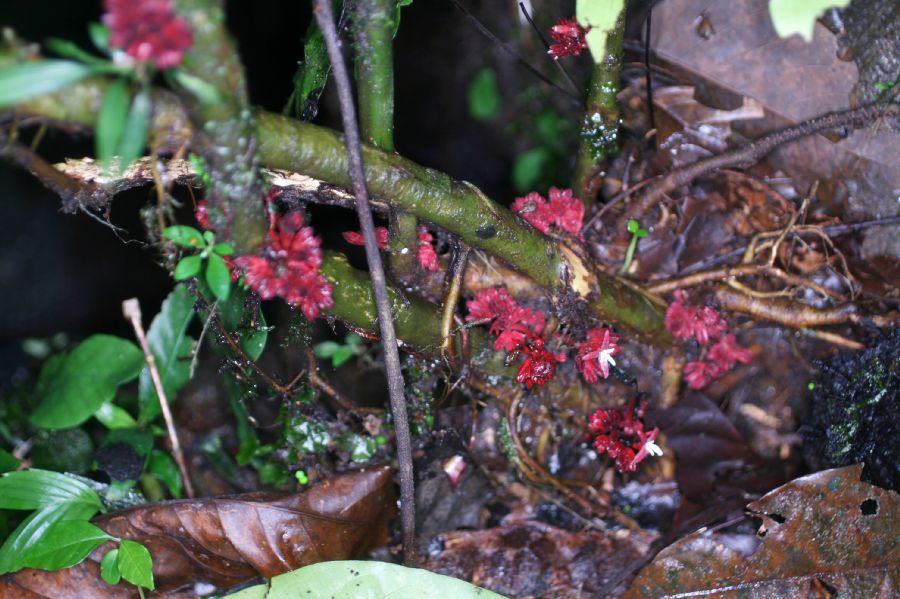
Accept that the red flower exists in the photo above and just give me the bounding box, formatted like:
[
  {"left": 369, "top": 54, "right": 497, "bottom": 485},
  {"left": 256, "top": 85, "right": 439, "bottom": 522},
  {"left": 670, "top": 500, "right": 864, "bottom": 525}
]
[
  {"left": 343, "top": 227, "right": 389, "bottom": 250},
  {"left": 548, "top": 17, "right": 588, "bottom": 60},
  {"left": 708, "top": 334, "right": 752, "bottom": 370},
  {"left": 466, "top": 287, "right": 518, "bottom": 323},
  {"left": 466, "top": 288, "right": 546, "bottom": 353},
  {"left": 417, "top": 230, "right": 440, "bottom": 272},
  {"left": 103, "top": 0, "right": 193, "bottom": 69},
  {"left": 664, "top": 291, "right": 727, "bottom": 345},
  {"left": 683, "top": 360, "right": 724, "bottom": 390},
  {"left": 588, "top": 400, "right": 662, "bottom": 473},
  {"left": 512, "top": 187, "right": 583, "bottom": 236},
  {"left": 233, "top": 211, "right": 333, "bottom": 320},
  {"left": 195, "top": 200, "right": 212, "bottom": 231},
  {"left": 576, "top": 327, "right": 620, "bottom": 383},
  {"left": 516, "top": 336, "right": 566, "bottom": 389}
]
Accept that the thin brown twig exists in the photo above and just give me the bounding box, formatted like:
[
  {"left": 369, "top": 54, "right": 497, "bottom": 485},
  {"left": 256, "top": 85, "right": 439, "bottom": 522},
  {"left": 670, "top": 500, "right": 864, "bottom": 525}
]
[
  {"left": 122, "top": 298, "right": 195, "bottom": 499},
  {"left": 440, "top": 243, "right": 471, "bottom": 368},
  {"left": 314, "top": 0, "right": 418, "bottom": 565},
  {"left": 647, "top": 263, "right": 844, "bottom": 299}
]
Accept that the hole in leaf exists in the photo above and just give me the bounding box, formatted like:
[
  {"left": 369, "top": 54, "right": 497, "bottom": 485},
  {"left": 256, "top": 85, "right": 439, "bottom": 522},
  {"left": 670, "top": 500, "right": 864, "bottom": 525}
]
[
  {"left": 860, "top": 498, "right": 878, "bottom": 515},
  {"left": 768, "top": 513, "right": 786, "bottom": 524}
]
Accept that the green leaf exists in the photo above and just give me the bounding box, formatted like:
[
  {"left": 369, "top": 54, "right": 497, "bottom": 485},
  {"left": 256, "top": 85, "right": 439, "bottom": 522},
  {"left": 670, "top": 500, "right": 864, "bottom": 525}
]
[
  {"left": 100, "top": 549, "right": 121, "bottom": 585},
  {"left": 173, "top": 255, "right": 202, "bottom": 281},
  {"left": 30, "top": 429, "right": 94, "bottom": 474},
  {"left": 169, "top": 69, "right": 222, "bottom": 105},
  {"left": 213, "top": 242, "right": 235, "bottom": 256},
  {"left": 117, "top": 88, "right": 150, "bottom": 170},
  {"left": 768, "top": 0, "right": 850, "bottom": 42},
  {"left": 216, "top": 284, "right": 246, "bottom": 331},
  {"left": 138, "top": 284, "right": 196, "bottom": 423},
  {"left": 240, "top": 307, "right": 268, "bottom": 362},
  {"left": 44, "top": 38, "right": 110, "bottom": 67},
  {"left": 0, "top": 449, "right": 19, "bottom": 474},
  {"left": 576, "top": 0, "right": 626, "bottom": 64},
  {"left": 29, "top": 335, "right": 144, "bottom": 429},
  {"left": 393, "top": 0, "right": 414, "bottom": 36},
  {"left": 331, "top": 345, "right": 355, "bottom": 367},
  {"left": 284, "top": 14, "right": 332, "bottom": 120},
  {"left": 0, "top": 500, "right": 101, "bottom": 574},
  {"left": 314, "top": 340, "right": 340, "bottom": 359},
  {"left": 206, "top": 253, "right": 232, "bottom": 302},
  {"left": 88, "top": 23, "right": 111, "bottom": 53},
  {"left": 94, "top": 401, "right": 138, "bottom": 429},
  {"left": 225, "top": 560, "right": 507, "bottom": 599},
  {"left": 467, "top": 67, "right": 501, "bottom": 121},
  {"left": 0, "top": 60, "right": 94, "bottom": 109},
  {"left": 147, "top": 450, "right": 182, "bottom": 499},
  {"left": 511, "top": 147, "right": 550, "bottom": 194},
  {"left": 0, "top": 469, "right": 102, "bottom": 511},
  {"left": 163, "top": 225, "right": 205, "bottom": 248},
  {"left": 17, "top": 520, "right": 111, "bottom": 571},
  {"left": 116, "top": 539, "right": 155, "bottom": 590},
  {"left": 96, "top": 80, "right": 130, "bottom": 172}
]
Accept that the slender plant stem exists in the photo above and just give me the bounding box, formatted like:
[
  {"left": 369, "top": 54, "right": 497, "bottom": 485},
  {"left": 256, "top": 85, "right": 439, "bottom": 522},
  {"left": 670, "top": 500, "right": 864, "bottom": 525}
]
[
  {"left": 314, "top": 0, "right": 418, "bottom": 565},
  {"left": 122, "top": 298, "right": 195, "bottom": 499}
]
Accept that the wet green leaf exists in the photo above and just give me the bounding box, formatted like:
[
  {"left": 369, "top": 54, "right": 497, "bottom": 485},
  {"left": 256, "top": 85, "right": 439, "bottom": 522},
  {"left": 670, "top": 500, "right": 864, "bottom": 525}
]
[
  {"left": 17, "top": 520, "right": 110, "bottom": 571},
  {"left": 206, "top": 253, "right": 232, "bottom": 301}
]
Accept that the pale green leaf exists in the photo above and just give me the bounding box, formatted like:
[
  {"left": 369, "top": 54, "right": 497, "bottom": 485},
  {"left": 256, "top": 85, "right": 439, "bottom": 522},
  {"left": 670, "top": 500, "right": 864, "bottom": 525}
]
[
  {"left": 29, "top": 335, "right": 144, "bottom": 429},
  {"left": 94, "top": 401, "right": 138, "bottom": 429},
  {"left": 0, "top": 60, "right": 94, "bottom": 108},
  {"left": 576, "top": 0, "right": 625, "bottom": 64},
  {"left": 768, "top": 0, "right": 850, "bottom": 42},
  {"left": 117, "top": 88, "right": 150, "bottom": 170},
  {"left": 0, "top": 469, "right": 100, "bottom": 511},
  {"left": 17, "top": 520, "right": 111, "bottom": 571},
  {"left": 96, "top": 80, "right": 129, "bottom": 171},
  {"left": 163, "top": 225, "right": 205, "bottom": 248},
  {"left": 117, "top": 539, "right": 155, "bottom": 590},
  {"left": 100, "top": 549, "right": 121, "bottom": 584}
]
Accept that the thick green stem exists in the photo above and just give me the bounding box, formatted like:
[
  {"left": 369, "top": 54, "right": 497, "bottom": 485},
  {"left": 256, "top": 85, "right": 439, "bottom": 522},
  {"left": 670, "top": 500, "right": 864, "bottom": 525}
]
[
  {"left": 350, "top": 0, "right": 419, "bottom": 280},
  {"left": 171, "top": 0, "right": 268, "bottom": 253},
  {"left": 572, "top": 11, "right": 625, "bottom": 204}
]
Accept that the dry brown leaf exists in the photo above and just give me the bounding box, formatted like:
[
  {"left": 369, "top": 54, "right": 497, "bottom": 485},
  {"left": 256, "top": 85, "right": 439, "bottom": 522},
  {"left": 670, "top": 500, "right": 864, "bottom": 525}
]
[
  {"left": 622, "top": 464, "right": 900, "bottom": 598},
  {"left": 0, "top": 466, "right": 394, "bottom": 598}
]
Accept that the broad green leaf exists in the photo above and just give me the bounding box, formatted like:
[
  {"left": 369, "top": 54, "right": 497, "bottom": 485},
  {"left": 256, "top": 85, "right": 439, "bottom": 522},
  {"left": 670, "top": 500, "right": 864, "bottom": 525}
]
[
  {"left": 217, "top": 284, "right": 246, "bottom": 331},
  {"left": 0, "top": 500, "right": 101, "bottom": 574},
  {"left": 226, "top": 560, "right": 508, "bottom": 598},
  {"left": 94, "top": 401, "right": 138, "bottom": 429},
  {"left": 0, "top": 469, "right": 100, "bottom": 511},
  {"left": 206, "top": 253, "right": 232, "bottom": 301},
  {"left": 17, "top": 520, "right": 111, "bottom": 571},
  {"left": 0, "top": 60, "right": 94, "bottom": 108},
  {"left": 0, "top": 449, "right": 18, "bottom": 474},
  {"left": 147, "top": 449, "right": 182, "bottom": 498},
  {"left": 173, "top": 254, "right": 202, "bottom": 280},
  {"left": 138, "top": 284, "right": 196, "bottom": 422},
  {"left": 30, "top": 428, "right": 94, "bottom": 474},
  {"left": 213, "top": 242, "right": 235, "bottom": 256},
  {"left": 163, "top": 225, "right": 205, "bottom": 248},
  {"left": 117, "top": 88, "right": 150, "bottom": 170},
  {"left": 576, "top": 0, "right": 625, "bottom": 64},
  {"left": 96, "top": 80, "right": 129, "bottom": 172},
  {"left": 467, "top": 67, "right": 501, "bottom": 121},
  {"left": 100, "top": 549, "right": 121, "bottom": 584},
  {"left": 29, "top": 335, "right": 144, "bottom": 429},
  {"left": 117, "top": 539, "right": 155, "bottom": 590},
  {"left": 768, "top": 0, "right": 850, "bottom": 41}
]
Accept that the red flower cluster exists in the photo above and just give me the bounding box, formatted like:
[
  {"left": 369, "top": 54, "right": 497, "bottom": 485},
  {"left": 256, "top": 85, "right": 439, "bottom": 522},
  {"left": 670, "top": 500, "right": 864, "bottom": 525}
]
[
  {"left": 466, "top": 287, "right": 546, "bottom": 352},
  {"left": 665, "top": 291, "right": 752, "bottom": 389},
  {"left": 516, "top": 336, "right": 566, "bottom": 389},
  {"left": 343, "top": 227, "right": 389, "bottom": 250},
  {"left": 233, "top": 211, "right": 333, "bottom": 321},
  {"left": 103, "top": 0, "right": 193, "bottom": 69},
  {"left": 417, "top": 229, "right": 440, "bottom": 272},
  {"left": 588, "top": 400, "right": 661, "bottom": 473},
  {"left": 195, "top": 200, "right": 212, "bottom": 231},
  {"left": 512, "top": 187, "right": 584, "bottom": 236},
  {"left": 576, "top": 327, "right": 620, "bottom": 383},
  {"left": 548, "top": 18, "right": 588, "bottom": 60}
]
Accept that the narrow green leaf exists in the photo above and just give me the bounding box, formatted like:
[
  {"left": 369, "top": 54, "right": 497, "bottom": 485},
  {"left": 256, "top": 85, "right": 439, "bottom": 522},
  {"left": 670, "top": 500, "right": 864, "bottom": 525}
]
[
  {"left": 117, "top": 88, "right": 150, "bottom": 170},
  {"left": 147, "top": 450, "right": 182, "bottom": 499},
  {"left": 17, "top": 520, "right": 111, "bottom": 571},
  {"left": 0, "top": 501, "right": 101, "bottom": 574},
  {"left": 0, "top": 449, "right": 19, "bottom": 474},
  {"left": 173, "top": 254, "right": 202, "bottom": 281},
  {"left": 0, "top": 60, "right": 94, "bottom": 108},
  {"left": 100, "top": 549, "right": 121, "bottom": 584},
  {"left": 206, "top": 253, "right": 232, "bottom": 302},
  {"left": 117, "top": 539, "right": 155, "bottom": 590},
  {"left": 94, "top": 402, "right": 138, "bottom": 429},
  {"left": 467, "top": 68, "right": 501, "bottom": 121},
  {"left": 29, "top": 335, "right": 144, "bottom": 429},
  {"left": 0, "top": 469, "right": 102, "bottom": 511},
  {"left": 96, "top": 80, "right": 130, "bottom": 172},
  {"left": 283, "top": 14, "right": 332, "bottom": 120},
  {"left": 170, "top": 69, "right": 222, "bottom": 105},
  {"left": 44, "top": 38, "right": 110, "bottom": 67},
  {"left": 88, "top": 23, "right": 111, "bottom": 52},
  {"left": 511, "top": 147, "right": 550, "bottom": 194},
  {"left": 163, "top": 226, "right": 205, "bottom": 248},
  {"left": 138, "top": 284, "right": 196, "bottom": 423}
]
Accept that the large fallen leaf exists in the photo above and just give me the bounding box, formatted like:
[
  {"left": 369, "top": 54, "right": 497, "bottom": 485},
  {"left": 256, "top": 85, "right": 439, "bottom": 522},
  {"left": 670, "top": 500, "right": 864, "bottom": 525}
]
[
  {"left": 227, "top": 560, "right": 507, "bottom": 598},
  {"left": 423, "top": 520, "right": 652, "bottom": 598},
  {"left": 623, "top": 464, "right": 899, "bottom": 597},
  {"left": 0, "top": 466, "right": 394, "bottom": 597}
]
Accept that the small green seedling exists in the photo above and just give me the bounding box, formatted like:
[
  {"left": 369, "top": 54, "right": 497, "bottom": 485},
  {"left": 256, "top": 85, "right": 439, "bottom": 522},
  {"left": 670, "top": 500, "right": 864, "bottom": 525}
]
[
  {"left": 314, "top": 333, "right": 363, "bottom": 367},
  {"left": 295, "top": 469, "right": 309, "bottom": 485},
  {"left": 619, "top": 219, "right": 648, "bottom": 274},
  {"left": 163, "top": 226, "right": 235, "bottom": 301}
]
